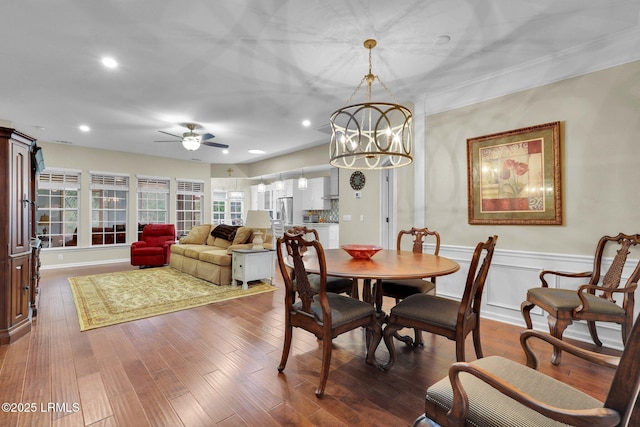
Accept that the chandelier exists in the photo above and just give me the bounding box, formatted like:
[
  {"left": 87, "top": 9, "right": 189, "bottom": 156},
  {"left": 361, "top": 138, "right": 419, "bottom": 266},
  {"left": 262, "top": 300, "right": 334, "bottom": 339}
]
[{"left": 329, "top": 39, "right": 413, "bottom": 169}]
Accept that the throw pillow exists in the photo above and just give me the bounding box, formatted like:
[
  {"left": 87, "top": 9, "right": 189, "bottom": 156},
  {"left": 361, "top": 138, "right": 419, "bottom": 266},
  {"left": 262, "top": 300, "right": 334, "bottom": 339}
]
[
  {"left": 232, "top": 227, "right": 253, "bottom": 245},
  {"left": 211, "top": 224, "right": 239, "bottom": 241},
  {"left": 180, "top": 224, "right": 211, "bottom": 244}
]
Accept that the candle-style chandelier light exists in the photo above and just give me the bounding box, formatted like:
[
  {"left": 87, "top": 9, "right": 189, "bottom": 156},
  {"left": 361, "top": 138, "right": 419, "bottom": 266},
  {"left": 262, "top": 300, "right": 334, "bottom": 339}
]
[{"left": 329, "top": 39, "right": 413, "bottom": 169}]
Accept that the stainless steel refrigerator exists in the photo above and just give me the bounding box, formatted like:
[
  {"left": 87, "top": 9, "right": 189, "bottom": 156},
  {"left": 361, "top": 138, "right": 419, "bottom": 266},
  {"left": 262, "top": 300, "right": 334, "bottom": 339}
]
[{"left": 277, "top": 197, "right": 293, "bottom": 225}]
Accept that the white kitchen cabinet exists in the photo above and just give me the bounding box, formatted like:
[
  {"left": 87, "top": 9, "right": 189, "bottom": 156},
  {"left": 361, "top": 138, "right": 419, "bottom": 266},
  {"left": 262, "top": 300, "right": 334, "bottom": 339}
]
[
  {"left": 314, "top": 224, "right": 339, "bottom": 249},
  {"left": 301, "top": 177, "right": 329, "bottom": 210},
  {"left": 250, "top": 184, "right": 275, "bottom": 214}
]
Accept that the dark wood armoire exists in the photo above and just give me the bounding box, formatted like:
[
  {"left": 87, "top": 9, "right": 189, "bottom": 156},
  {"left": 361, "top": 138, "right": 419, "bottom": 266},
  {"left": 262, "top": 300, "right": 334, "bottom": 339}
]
[{"left": 0, "top": 126, "right": 39, "bottom": 345}]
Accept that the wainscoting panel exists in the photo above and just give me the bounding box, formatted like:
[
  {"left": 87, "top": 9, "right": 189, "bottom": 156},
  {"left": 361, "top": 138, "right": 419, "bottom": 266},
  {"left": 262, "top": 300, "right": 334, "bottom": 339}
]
[{"left": 429, "top": 244, "right": 638, "bottom": 351}]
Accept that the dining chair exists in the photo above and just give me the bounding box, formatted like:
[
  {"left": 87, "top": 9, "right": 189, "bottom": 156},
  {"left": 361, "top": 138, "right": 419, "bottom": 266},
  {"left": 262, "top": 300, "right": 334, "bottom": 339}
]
[
  {"left": 380, "top": 236, "right": 498, "bottom": 369},
  {"left": 276, "top": 230, "right": 381, "bottom": 397},
  {"left": 521, "top": 232, "right": 640, "bottom": 365},
  {"left": 287, "top": 226, "right": 356, "bottom": 297},
  {"left": 416, "top": 313, "right": 640, "bottom": 427},
  {"left": 381, "top": 227, "right": 441, "bottom": 347},
  {"left": 271, "top": 218, "right": 284, "bottom": 239}
]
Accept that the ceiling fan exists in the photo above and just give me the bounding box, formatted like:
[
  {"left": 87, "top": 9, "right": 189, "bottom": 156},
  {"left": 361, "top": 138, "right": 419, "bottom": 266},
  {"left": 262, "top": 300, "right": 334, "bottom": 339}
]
[{"left": 155, "top": 123, "right": 229, "bottom": 151}]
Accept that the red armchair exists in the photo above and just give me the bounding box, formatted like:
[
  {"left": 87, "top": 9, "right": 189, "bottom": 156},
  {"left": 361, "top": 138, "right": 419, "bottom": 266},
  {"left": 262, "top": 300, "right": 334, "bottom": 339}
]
[{"left": 130, "top": 224, "right": 176, "bottom": 267}]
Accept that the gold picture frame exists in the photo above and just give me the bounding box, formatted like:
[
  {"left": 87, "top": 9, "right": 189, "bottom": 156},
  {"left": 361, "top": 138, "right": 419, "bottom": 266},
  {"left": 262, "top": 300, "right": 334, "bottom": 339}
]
[{"left": 467, "top": 121, "right": 562, "bottom": 225}]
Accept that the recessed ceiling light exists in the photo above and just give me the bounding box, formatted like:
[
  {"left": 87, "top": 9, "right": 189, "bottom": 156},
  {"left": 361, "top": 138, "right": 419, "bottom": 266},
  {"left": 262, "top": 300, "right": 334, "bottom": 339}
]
[
  {"left": 222, "top": 149, "right": 229, "bottom": 154},
  {"left": 101, "top": 57, "right": 118, "bottom": 69},
  {"left": 302, "top": 119, "right": 311, "bottom": 127},
  {"left": 79, "top": 125, "right": 91, "bottom": 132},
  {"left": 248, "top": 149, "right": 265, "bottom": 154},
  {"left": 434, "top": 35, "right": 451, "bottom": 46}
]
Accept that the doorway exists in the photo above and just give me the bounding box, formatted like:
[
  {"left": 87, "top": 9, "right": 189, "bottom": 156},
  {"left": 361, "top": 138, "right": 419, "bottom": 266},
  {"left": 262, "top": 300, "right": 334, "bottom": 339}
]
[{"left": 380, "top": 169, "right": 396, "bottom": 249}]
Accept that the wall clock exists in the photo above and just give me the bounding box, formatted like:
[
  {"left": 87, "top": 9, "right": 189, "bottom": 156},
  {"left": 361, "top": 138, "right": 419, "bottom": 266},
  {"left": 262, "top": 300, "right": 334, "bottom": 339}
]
[{"left": 350, "top": 171, "right": 366, "bottom": 190}]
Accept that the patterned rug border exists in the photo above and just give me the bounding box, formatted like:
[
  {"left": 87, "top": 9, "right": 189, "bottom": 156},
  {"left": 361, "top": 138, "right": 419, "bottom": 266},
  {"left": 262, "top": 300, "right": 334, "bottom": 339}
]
[{"left": 69, "top": 266, "right": 276, "bottom": 331}]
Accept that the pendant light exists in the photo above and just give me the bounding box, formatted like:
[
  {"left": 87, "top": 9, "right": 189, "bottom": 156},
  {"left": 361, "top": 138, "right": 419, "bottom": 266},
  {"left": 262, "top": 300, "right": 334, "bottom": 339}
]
[{"left": 329, "top": 39, "right": 413, "bottom": 169}]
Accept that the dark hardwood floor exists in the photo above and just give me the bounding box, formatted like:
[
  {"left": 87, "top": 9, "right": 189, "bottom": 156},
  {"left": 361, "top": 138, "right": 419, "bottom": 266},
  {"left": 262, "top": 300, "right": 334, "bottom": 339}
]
[{"left": 0, "top": 262, "right": 620, "bottom": 426}]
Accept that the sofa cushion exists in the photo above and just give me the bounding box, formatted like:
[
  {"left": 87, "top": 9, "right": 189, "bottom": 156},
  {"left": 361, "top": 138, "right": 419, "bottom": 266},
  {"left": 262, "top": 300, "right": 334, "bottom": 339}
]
[
  {"left": 233, "top": 227, "right": 253, "bottom": 245},
  {"left": 180, "top": 225, "right": 211, "bottom": 244},
  {"left": 211, "top": 224, "right": 239, "bottom": 241},
  {"left": 171, "top": 244, "right": 207, "bottom": 256},
  {"left": 199, "top": 249, "right": 232, "bottom": 266},
  {"left": 184, "top": 245, "right": 219, "bottom": 259}
]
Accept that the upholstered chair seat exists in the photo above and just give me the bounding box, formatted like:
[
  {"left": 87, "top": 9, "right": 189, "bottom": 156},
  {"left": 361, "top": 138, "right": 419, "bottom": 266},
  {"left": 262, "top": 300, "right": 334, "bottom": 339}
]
[
  {"left": 425, "top": 355, "right": 603, "bottom": 427},
  {"left": 382, "top": 279, "right": 435, "bottom": 301},
  {"left": 527, "top": 288, "right": 626, "bottom": 316}
]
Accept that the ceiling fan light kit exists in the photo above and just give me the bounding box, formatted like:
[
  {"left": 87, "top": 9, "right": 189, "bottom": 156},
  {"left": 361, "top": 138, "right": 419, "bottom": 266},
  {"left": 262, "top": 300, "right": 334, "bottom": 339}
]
[
  {"left": 329, "top": 39, "right": 413, "bottom": 170},
  {"left": 155, "top": 122, "right": 229, "bottom": 151},
  {"left": 182, "top": 135, "right": 200, "bottom": 151}
]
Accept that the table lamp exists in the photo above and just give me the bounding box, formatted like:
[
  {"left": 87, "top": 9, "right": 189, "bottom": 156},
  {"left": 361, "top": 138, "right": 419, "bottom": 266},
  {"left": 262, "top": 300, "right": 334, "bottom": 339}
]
[{"left": 244, "top": 210, "right": 272, "bottom": 250}]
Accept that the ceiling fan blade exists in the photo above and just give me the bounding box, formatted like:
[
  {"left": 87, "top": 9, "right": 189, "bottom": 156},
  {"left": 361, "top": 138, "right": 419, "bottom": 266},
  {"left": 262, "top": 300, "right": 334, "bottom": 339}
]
[
  {"left": 158, "top": 130, "right": 182, "bottom": 138},
  {"left": 202, "top": 141, "right": 229, "bottom": 149},
  {"left": 201, "top": 133, "right": 215, "bottom": 141}
]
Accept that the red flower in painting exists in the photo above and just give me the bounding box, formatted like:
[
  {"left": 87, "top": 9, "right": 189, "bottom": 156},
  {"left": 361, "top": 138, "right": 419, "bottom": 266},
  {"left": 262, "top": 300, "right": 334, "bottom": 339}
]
[
  {"left": 500, "top": 158, "right": 529, "bottom": 197},
  {"left": 514, "top": 162, "right": 529, "bottom": 176}
]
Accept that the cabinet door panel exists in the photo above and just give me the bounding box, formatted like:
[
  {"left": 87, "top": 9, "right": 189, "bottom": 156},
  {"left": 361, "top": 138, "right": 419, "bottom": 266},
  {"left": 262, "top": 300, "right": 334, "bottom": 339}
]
[
  {"left": 11, "top": 256, "right": 30, "bottom": 326},
  {"left": 10, "top": 140, "right": 30, "bottom": 255}
]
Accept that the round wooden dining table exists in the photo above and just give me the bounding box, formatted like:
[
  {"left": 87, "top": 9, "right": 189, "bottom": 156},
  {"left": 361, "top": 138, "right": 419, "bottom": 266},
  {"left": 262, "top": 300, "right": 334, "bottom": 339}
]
[{"left": 300, "top": 248, "right": 461, "bottom": 312}]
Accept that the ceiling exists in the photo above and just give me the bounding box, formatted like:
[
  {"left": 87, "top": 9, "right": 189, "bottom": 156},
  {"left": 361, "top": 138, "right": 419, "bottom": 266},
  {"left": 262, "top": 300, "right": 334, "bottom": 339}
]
[{"left": 1, "top": 1, "right": 639, "bottom": 169}]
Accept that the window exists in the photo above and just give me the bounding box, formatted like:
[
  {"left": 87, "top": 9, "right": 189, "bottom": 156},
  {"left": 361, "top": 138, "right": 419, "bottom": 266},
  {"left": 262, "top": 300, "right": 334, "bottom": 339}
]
[
  {"left": 212, "top": 191, "right": 227, "bottom": 224},
  {"left": 176, "top": 179, "right": 204, "bottom": 236},
  {"left": 137, "top": 176, "right": 169, "bottom": 224},
  {"left": 36, "top": 169, "right": 80, "bottom": 248},
  {"left": 212, "top": 190, "right": 244, "bottom": 225},
  {"left": 90, "top": 173, "right": 129, "bottom": 246}
]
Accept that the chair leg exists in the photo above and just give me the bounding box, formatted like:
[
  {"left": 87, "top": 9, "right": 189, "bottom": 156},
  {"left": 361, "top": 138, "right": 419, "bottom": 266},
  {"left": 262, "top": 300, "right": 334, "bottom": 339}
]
[
  {"left": 366, "top": 321, "right": 382, "bottom": 366},
  {"left": 278, "top": 324, "right": 293, "bottom": 372},
  {"left": 316, "top": 335, "right": 333, "bottom": 397},
  {"left": 587, "top": 320, "right": 603, "bottom": 347},
  {"left": 521, "top": 300, "right": 535, "bottom": 329},
  {"left": 413, "top": 329, "right": 424, "bottom": 348},
  {"left": 350, "top": 278, "right": 359, "bottom": 300},
  {"left": 381, "top": 322, "right": 403, "bottom": 370},
  {"left": 472, "top": 324, "right": 483, "bottom": 359},
  {"left": 548, "top": 316, "right": 572, "bottom": 365},
  {"left": 622, "top": 320, "right": 631, "bottom": 346},
  {"left": 455, "top": 335, "right": 466, "bottom": 362}
]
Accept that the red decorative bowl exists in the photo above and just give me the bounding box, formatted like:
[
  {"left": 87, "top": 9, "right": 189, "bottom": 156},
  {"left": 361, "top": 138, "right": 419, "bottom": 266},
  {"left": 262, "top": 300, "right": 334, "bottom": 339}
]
[{"left": 341, "top": 244, "right": 383, "bottom": 260}]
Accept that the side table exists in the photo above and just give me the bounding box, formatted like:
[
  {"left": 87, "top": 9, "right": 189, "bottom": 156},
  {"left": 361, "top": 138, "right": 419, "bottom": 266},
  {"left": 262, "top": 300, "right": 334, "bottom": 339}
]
[{"left": 232, "top": 249, "right": 274, "bottom": 290}]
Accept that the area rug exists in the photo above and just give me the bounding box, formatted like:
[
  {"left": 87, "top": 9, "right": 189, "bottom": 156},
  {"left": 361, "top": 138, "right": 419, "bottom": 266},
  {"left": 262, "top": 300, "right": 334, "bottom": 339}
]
[{"left": 69, "top": 266, "right": 276, "bottom": 331}]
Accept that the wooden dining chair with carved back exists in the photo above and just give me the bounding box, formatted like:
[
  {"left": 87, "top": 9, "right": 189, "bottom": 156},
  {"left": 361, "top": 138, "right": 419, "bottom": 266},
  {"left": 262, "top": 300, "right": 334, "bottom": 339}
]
[
  {"left": 521, "top": 232, "right": 640, "bottom": 365},
  {"left": 381, "top": 227, "right": 441, "bottom": 347},
  {"left": 380, "top": 236, "right": 498, "bottom": 369},
  {"left": 276, "top": 230, "right": 381, "bottom": 397},
  {"left": 416, "top": 310, "right": 640, "bottom": 427},
  {"left": 287, "top": 226, "right": 356, "bottom": 297}
]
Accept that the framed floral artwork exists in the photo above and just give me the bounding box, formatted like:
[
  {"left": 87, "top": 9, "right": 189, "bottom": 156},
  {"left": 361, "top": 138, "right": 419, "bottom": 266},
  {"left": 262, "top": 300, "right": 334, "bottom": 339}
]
[{"left": 467, "top": 121, "right": 562, "bottom": 225}]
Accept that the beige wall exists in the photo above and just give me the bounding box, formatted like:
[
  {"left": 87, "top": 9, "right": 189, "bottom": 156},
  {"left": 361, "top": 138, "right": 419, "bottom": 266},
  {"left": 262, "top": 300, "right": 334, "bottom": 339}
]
[
  {"left": 38, "top": 142, "right": 214, "bottom": 267},
  {"left": 338, "top": 169, "right": 382, "bottom": 246},
  {"left": 424, "top": 60, "right": 640, "bottom": 256},
  {"left": 37, "top": 60, "right": 640, "bottom": 266}
]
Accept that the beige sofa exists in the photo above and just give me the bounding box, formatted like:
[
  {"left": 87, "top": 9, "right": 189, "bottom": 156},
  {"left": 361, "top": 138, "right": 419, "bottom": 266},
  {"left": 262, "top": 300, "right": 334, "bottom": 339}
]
[{"left": 169, "top": 224, "right": 271, "bottom": 285}]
